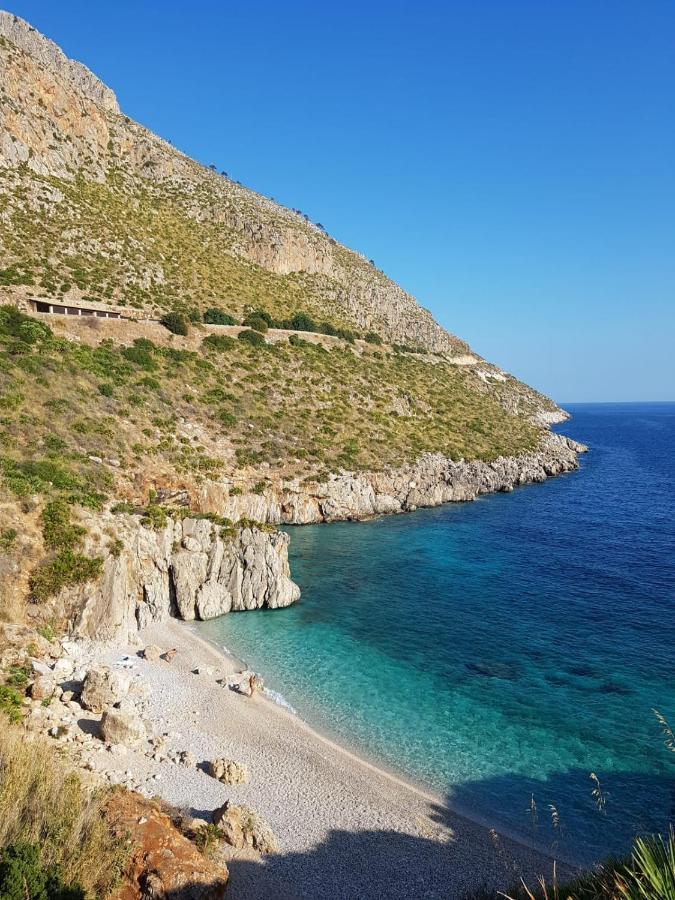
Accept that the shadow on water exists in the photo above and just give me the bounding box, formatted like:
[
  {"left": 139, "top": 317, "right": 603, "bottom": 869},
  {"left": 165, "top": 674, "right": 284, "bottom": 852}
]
[{"left": 173, "top": 768, "right": 674, "bottom": 900}]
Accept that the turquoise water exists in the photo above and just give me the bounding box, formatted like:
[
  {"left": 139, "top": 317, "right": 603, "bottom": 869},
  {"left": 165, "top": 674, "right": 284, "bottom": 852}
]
[{"left": 198, "top": 403, "right": 675, "bottom": 863}]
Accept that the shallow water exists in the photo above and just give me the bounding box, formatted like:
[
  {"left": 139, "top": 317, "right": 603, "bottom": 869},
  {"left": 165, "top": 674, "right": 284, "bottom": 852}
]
[{"left": 198, "top": 403, "right": 675, "bottom": 863}]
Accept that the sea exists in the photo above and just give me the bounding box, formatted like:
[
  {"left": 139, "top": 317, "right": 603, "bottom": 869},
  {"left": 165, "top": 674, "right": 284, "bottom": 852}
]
[{"left": 197, "top": 402, "right": 675, "bottom": 863}]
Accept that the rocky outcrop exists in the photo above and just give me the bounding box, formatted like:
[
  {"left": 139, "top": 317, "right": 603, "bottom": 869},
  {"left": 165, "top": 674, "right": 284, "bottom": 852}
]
[
  {"left": 200, "top": 432, "right": 588, "bottom": 525},
  {"left": 106, "top": 792, "right": 229, "bottom": 900},
  {"left": 212, "top": 801, "right": 279, "bottom": 854},
  {"left": 207, "top": 758, "right": 248, "bottom": 785},
  {"left": 80, "top": 666, "right": 130, "bottom": 713},
  {"left": 74, "top": 515, "right": 300, "bottom": 643},
  {"left": 0, "top": 12, "right": 119, "bottom": 112},
  {"left": 100, "top": 705, "right": 147, "bottom": 746}
]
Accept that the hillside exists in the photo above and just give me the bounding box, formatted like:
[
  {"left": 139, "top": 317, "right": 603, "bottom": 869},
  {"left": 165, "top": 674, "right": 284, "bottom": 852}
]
[{"left": 0, "top": 11, "right": 584, "bottom": 630}]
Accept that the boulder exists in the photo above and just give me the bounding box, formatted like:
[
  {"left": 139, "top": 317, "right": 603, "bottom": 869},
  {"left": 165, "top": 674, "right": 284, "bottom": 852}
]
[
  {"left": 212, "top": 801, "right": 278, "bottom": 854},
  {"left": 142, "top": 644, "right": 162, "bottom": 662},
  {"left": 162, "top": 648, "right": 177, "bottom": 662},
  {"left": 30, "top": 674, "right": 56, "bottom": 700},
  {"left": 206, "top": 758, "right": 247, "bottom": 785},
  {"left": 100, "top": 707, "right": 147, "bottom": 746},
  {"left": 80, "top": 666, "right": 129, "bottom": 713},
  {"left": 52, "top": 657, "right": 74, "bottom": 678},
  {"left": 178, "top": 750, "right": 196, "bottom": 768},
  {"left": 30, "top": 658, "right": 52, "bottom": 677}
]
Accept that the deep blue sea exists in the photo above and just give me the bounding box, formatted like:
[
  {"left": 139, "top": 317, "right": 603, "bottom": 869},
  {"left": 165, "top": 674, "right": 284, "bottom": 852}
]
[{"left": 198, "top": 403, "right": 675, "bottom": 863}]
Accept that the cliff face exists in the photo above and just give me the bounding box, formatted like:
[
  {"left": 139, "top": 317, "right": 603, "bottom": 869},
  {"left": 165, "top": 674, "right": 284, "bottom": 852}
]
[
  {"left": 198, "top": 431, "right": 587, "bottom": 524},
  {"left": 74, "top": 514, "right": 300, "bottom": 643}
]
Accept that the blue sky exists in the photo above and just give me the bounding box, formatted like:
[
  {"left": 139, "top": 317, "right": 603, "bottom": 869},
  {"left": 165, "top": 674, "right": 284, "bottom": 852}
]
[{"left": 7, "top": 1, "right": 675, "bottom": 401}]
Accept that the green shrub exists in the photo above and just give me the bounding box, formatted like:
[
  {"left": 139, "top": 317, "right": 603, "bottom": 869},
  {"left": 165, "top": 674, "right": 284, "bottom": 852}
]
[
  {"left": 242, "top": 313, "right": 269, "bottom": 333},
  {"left": 0, "top": 458, "right": 98, "bottom": 504},
  {"left": 0, "top": 842, "right": 85, "bottom": 900},
  {"left": 202, "top": 334, "right": 235, "bottom": 352},
  {"left": 31, "top": 550, "right": 103, "bottom": 602},
  {"left": 43, "top": 435, "right": 67, "bottom": 453},
  {"left": 0, "top": 528, "right": 17, "bottom": 551},
  {"left": 0, "top": 686, "right": 22, "bottom": 723},
  {"left": 286, "top": 312, "right": 317, "bottom": 332},
  {"left": 141, "top": 504, "right": 168, "bottom": 530},
  {"left": 217, "top": 410, "right": 237, "bottom": 427},
  {"left": 251, "top": 481, "right": 267, "bottom": 494},
  {"left": 121, "top": 345, "right": 157, "bottom": 371},
  {"left": 187, "top": 308, "right": 202, "bottom": 324},
  {"left": 335, "top": 327, "right": 357, "bottom": 343},
  {"left": 0, "top": 307, "right": 51, "bottom": 343},
  {"left": 235, "top": 447, "right": 263, "bottom": 466},
  {"left": 364, "top": 331, "right": 382, "bottom": 345},
  {"left": 132, "top": 337, "right": 157, "bottom": 353},
  {"left": 237, "top": 329, "right": 266, "bottom": 347},
  {"left": 6, "top": 665, "right": 29, "bottom": 689},
  {"left": 111, "top": 501, "right": 135, "bottom": 514},
  {"left": 41, "top": 499, "right": 86, "bottom": 551},
  {"left": 203, "top": 307, "right": 235, "bottom": 325},
  {"left": 288, "top": 334, "right": 312, "bottom": 349},
  {"left": 137, "top": 376, "right": 161, "bottom": 391},
  {"left": 159, "top": 312, "right": 189, "bottom": 335},
  {"left": 245, "top": 309, "right": 277, "bottom": 328},
  {"left": 36, "top": 625, "right": 56, "bottom": 642}
]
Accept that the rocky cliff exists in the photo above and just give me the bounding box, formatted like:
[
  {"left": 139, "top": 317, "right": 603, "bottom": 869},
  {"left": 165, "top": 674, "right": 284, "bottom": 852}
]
[
  {"left": 197, "top": 431, "right": 587, "bottom": 524},
  {"left": 74, "top": 514, "right": 300, "bottom": 643}
]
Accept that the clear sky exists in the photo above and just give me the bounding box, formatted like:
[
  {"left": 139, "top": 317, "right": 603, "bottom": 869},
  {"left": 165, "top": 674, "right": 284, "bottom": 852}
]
[{"left": 7, "top": 1, "right": 675, "bottom": 401}]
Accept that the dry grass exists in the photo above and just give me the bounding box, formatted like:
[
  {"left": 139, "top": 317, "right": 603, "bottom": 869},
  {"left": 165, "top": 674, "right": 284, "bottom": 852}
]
[{"left": 0, "top": 723, "right": 129, "bottom": 897}]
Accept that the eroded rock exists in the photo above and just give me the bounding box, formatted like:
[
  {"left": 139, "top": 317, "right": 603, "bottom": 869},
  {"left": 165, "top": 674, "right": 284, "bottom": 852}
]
[
  {"left": 30, "top": 674, "right": 56, "bottom": 700},
  {"left": 100, "top": 706, "right": 147, "bottom": 746},
  {"left": 80, "top": 666, "right": 129, "bottom": 713},
  {"left": 212, "top": 801, "right": 278, "bottom": 854},
  {"left": 206, "top": 758, "right": 248, "bottom": 785}
]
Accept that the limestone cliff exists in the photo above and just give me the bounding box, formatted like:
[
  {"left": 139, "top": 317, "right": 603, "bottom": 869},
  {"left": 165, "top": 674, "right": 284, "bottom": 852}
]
[
  {"left": 74, "top": 514, "right": 300, "bottom": 643},
  {"left": 197, "top": 431, "right": 587, "bottom": 524}
]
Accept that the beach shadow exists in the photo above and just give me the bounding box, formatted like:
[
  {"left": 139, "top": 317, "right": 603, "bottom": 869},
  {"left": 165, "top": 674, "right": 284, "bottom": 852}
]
[{"left": 218, "top": 767, "right": 674, "bottom": 900}]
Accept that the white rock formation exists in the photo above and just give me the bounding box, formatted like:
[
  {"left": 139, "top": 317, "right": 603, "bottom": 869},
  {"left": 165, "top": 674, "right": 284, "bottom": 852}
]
[{"left": 74, "top": 517, "right": 300, "bottom": 643}]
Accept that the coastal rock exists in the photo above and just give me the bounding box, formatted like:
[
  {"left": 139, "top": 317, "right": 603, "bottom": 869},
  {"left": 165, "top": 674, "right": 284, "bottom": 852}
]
[
  {"left": 74, "top": 516, "right": 300, "bottom": 642},
  {"left": 80, "top": 666, "right": 129, "bottom": 713},
  {"left": 142, "top": 644, "right": 162, "bottom": 662},
  {"left": 105, "top": 791, "right": 229, "bottom": 898},
  {"left": 30, "top": 658, "right": 53, "bottom": 677},
  {"left": 196, "top": 432, "right": 587, "bottom": 527},
  {"left": 212, "top": 801, "right": 278, "bottom": 854},
  {"left": 206, "top": 758, "right": 248, "bottom": 785},
  {"left": 178, "top": 750, "right": 196, "bottom": 768},
  {"left": 100, "top": 706, "right": 147, "bottom": 746}
]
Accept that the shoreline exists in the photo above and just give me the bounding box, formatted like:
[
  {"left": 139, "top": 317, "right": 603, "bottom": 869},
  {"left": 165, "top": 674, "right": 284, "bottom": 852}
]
[
  {"left": 185, "top": 620, "right": 583, "bottom": 871},
  {"left": 73, "top": 618, "right": 580, "bottom": 899}
]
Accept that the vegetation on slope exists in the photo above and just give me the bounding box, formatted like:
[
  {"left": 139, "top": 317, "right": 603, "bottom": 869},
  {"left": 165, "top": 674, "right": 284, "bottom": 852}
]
[
  {"left": 0, "top": 722, "right": 128, "bottom": 897},
  {"left": 0, "top": 307, "right": 539, "bottom": 487},
  {"left": 0, "top": 166, "right": 383, "bottom": 329}
]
